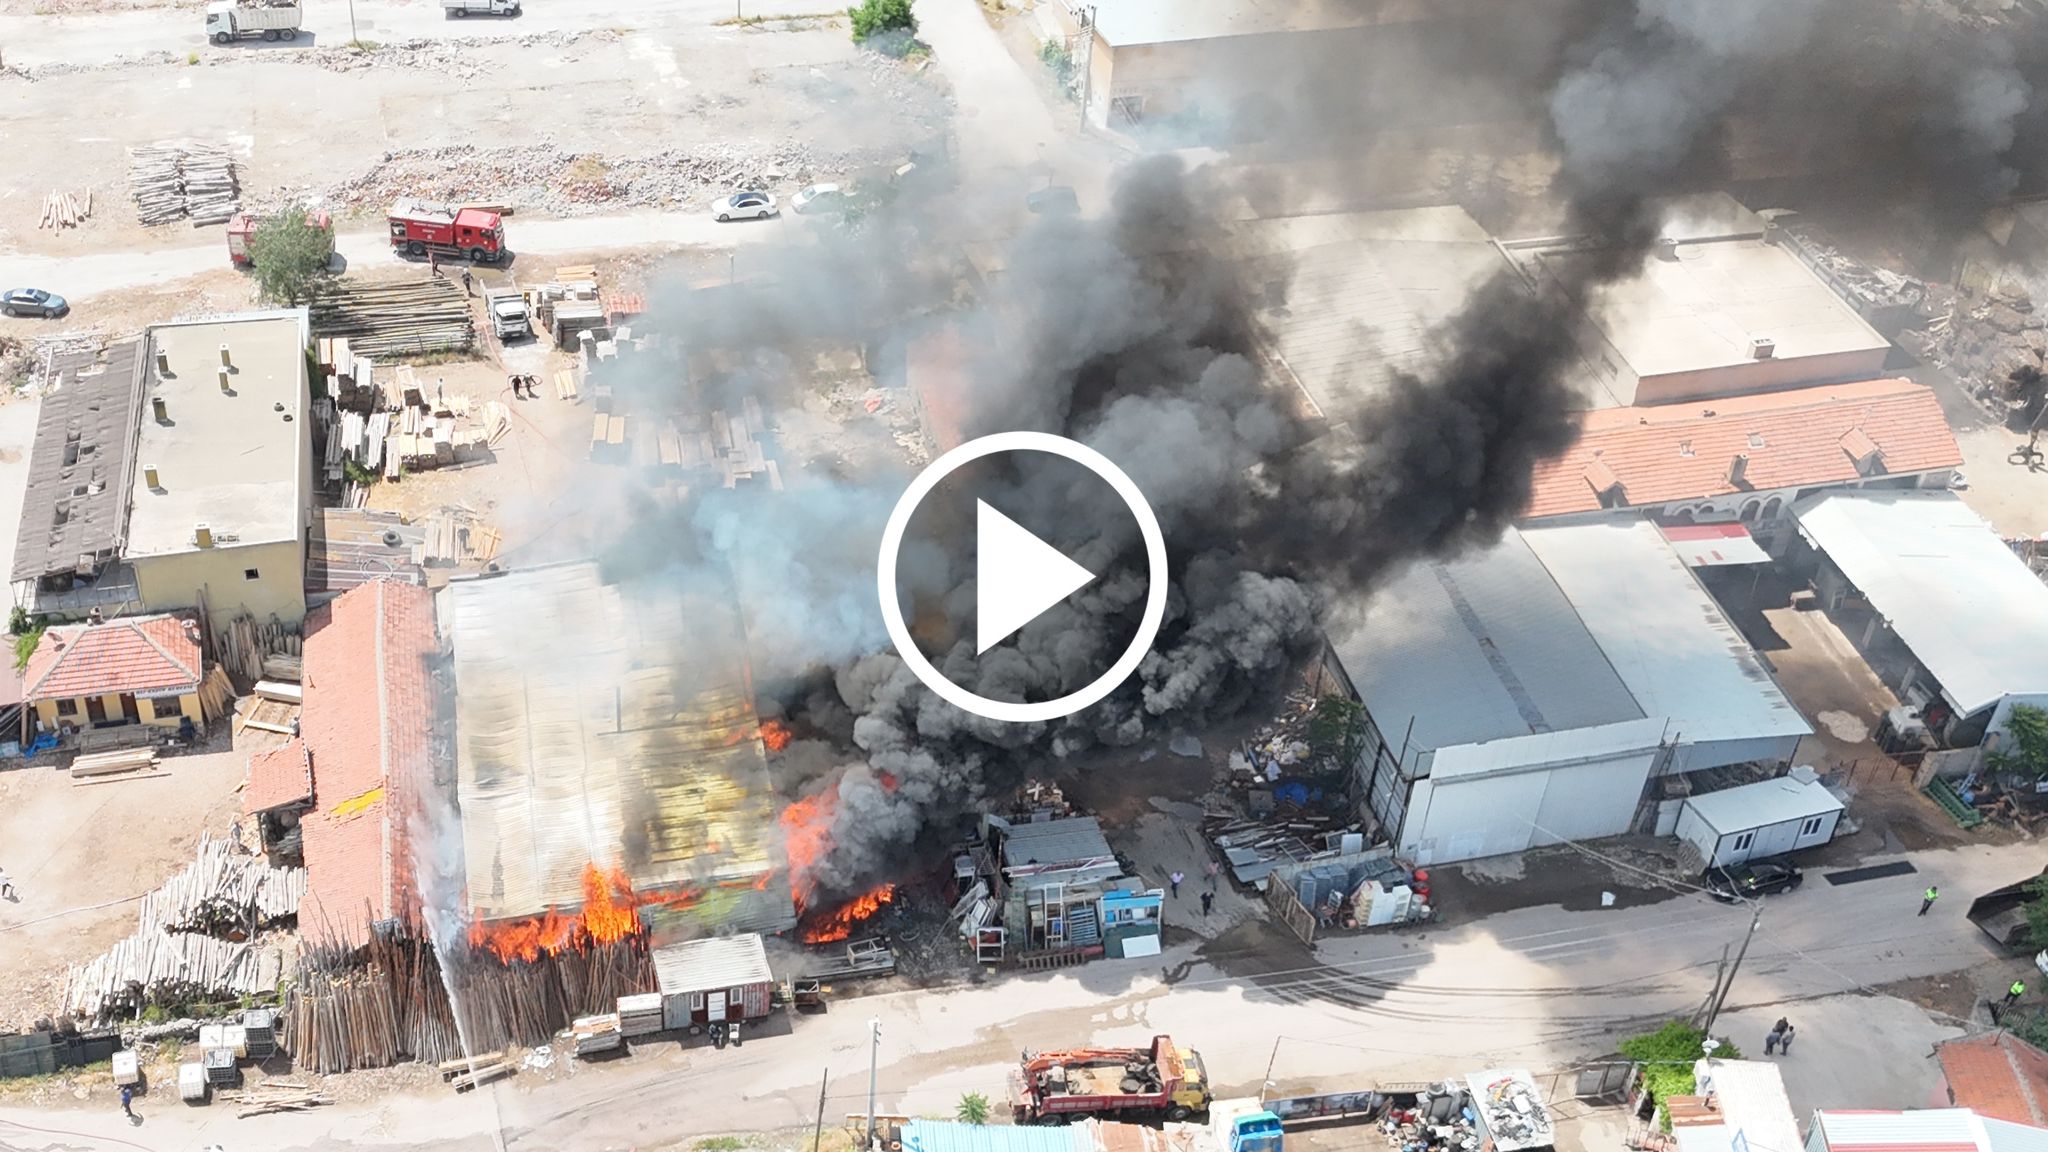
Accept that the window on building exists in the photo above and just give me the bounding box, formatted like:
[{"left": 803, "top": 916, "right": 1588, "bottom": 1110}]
[
  {"left": 243, "top": 568, "right": 260, "bottom": 580},
  {"left": 56, "top": 698, "right": 78, "bottom": 717},
  {"left": 147, "top": 697, "right": 179, "bottom": 721},
  {"left": 1732, "top": 831, "right": 1755, "bottom": 853},
  {"left": 689, "top": 992, "right": 704, "bottom": 1010},
  {"left": 1739, "top": 500, "right": 1762, "bottom": 523},
  {"left": 1761, "top": 496, "right": 1783, "bottom": 521},
  {"left": 1799, "top": 816, "right": 1825, "bottom": 837}
]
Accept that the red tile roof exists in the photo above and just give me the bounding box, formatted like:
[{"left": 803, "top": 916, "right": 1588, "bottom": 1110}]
[
  {"left": 297, "top": 580, "right": 438, "bottom": 948},
  {"left": 24, "top": 614, "right": 202, "bottom": 703},
  {"left": 244, "top": 737, "right": 313, "bottom": 813},
  {"left": 1939, "top": 1033, "right": 2048, "bottom": 1126},
  {"left": 1524, "top": 378, "right": 1962, "bottom": 520}
]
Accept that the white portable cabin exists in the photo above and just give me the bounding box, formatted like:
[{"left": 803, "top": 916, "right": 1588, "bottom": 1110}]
[{"left": 1676, "top": 771, "right": 1844, "bottom": 869}]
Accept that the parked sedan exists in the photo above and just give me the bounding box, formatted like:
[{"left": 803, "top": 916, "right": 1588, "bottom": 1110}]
[
  {"left": 1706, "top": 859, "right": 1803, "bottom": 902},
  {"left": 791, "top": 183, "right": 849, "bottom": 215},
  {"left": 712, "top": 191, "right": 777, "bottom": 222},
  {"left": 1, "top": 288, "right": 68, "bottom": 318}
]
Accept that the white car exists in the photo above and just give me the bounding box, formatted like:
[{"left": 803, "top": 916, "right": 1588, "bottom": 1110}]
[
  {"left": 712, "top": 191, "right": 777, "bottom": 222},
  {"left": 791, "top": 183, "right": 848, "bottom": 215}
]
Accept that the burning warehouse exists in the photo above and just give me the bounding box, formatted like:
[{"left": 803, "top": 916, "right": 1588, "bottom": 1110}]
[{"left": 441, "top": 560, "right": 796, "bottom": 948}]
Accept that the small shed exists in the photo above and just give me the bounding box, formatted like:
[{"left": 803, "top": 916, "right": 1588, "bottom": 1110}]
[
  {"left": 1676, "top": 772, "right": 1844, "bottom": 869},
  {"left": 652, "top": 934, "right": 775, "bottom": 1031}
]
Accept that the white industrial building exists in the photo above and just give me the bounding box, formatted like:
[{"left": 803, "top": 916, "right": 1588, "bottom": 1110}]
[
  {"left": 1521, "top": 197, "right": 1892, "bottom": 409},
  {"left": 1674, "top": 770, "right": 1844, "bottom": 869},
  {"left": 1792, "top": 490, "right": 2048, "bottom": 747},
  {"left": 1325, "top": 520, "right": 1811, "bottom": 866}
]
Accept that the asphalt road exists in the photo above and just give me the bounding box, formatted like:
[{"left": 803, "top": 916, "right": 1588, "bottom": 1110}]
[{"left": 0, "top": 840, "right": 2032, "bottom": 1152}]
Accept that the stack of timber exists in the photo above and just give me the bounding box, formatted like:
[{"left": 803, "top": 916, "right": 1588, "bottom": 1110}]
[
  {"left": 196, "top": 665, "right": 235, "bottom": 723},
  {"left": 211, "top": 611, "right": 302, "bottom": 687},
  {"left": 71, "top": 747, "right": 159, "bottom": 780},
  {"left": 127, "top": 142, "right": 239, "bottom": 226},
  {"left": 571, "top": 1013, "right": 623, "bottom": 1058},
  {"left": 450, "top": 1060, "right": 516, "bottom": 1092},
  {"left": 62, "top": 832, "right": 303, "bottom": 1020},
  {"left": 616, "top": 993, "right": 663, "bottom": 1038},
  {"left": 224, "top": 1082, "right": 332, "bottom": 1117},
  {"left": 421, "top": 505, "right": 499, "bottom": 566},
  {"left": 261, "top": 653, "right": 303, "bottom": 683},
  {"left": 436, "top": 1050, "right": 506, "bottom": 1079},
  {"left": 308, "top": 278, "right": 474, "bottom": 358},
  {"left": 38, "top": 188, "right": 92, "bottom": 230}
]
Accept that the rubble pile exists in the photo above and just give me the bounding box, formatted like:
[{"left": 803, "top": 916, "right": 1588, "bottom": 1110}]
[
  {"left": 302, "top": 141, "right": 849, "bottom": 218},
  {"left": 1902, "top": 280, "right": 2047, "bottom": 421},
  {"left": 1778, "top": 222, "right": 1926, "bottom": 315},
  {"left": 308, "top": 30, "right": 613, "bottom": 80}
]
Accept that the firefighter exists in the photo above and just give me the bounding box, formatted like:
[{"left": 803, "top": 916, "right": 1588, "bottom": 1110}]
[{"left": 461, "top": 268, "right": 473, "bottom": 296}]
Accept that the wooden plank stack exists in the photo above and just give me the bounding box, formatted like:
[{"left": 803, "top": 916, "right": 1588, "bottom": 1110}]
[
  {"left": 571, "top": 1013, "right": 623, "bottom": 1058},
  {"left": 224, "top": 1082, "right": 331, "bottom": 1117},
  {"left": 127, "top": 142, "right": 239, "bottom": 226},
  {"left": 307, "top": 278, "right": 475, "bottom": 358},
  {"left": 616, "top": 993, "right": 663, "bottom": 1038},
  {"left": 38, "top": 188, "right": 92, "bottom": 230},
  {"left": 211, "top": 612, "right": 302, "bottom": 687},
  {"left": 71, "top": 747, "right": 159, "bottom": 780}
]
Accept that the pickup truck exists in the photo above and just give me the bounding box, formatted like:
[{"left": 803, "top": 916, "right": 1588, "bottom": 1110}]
[{"left": 443, "top": 0, "right": 521, "bottom": 14}]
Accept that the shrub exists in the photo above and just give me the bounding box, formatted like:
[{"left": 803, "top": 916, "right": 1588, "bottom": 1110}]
[
  {"left": 957, "top": 1092, "right": 992, "bottom": 1125},
  {"left": 1618, "top": 1020, "right": 1742, "bottom": 1131},
  {"left": 848, "top": 0, "right": 914, "bottom": 42}
]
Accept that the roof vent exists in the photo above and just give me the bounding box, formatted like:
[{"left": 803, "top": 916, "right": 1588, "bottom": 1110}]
[
  {"left": 1655, "top": 236, "right": 1680, "bottom": 261},
  {"left": 144, "top": 465, "right": 161, "bottom": 491},
  {"left": 1750, "top": 336, "right": 1776, "bottom": 360},
  {"left": 218, "top": 342, "right": 232, "bottom": 369},
  {"left": 152, "top": 396, "right": 169, "bottom": 424},
  {"left": 1678, "top": 440, "right": 1695, "bottom": 458},
  {"left": 155, "top": 348, "right": 171, "bottom": 377},
  {"left": 1728, "top": 453, "right": 1750, "bottom": 487},
  {"left": 1748, "top": 432, "right": 1766, "bottom": 449},
  {"left": 218, "top": 368, "right": 232, "bottom": 393},
  {"left": 195, "top": 523, "right": 214, "bottom": 549}
]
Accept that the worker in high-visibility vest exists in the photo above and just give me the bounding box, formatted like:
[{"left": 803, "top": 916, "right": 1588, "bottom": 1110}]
[{"left": 2007, "top": 980, "right": 2028, "bottom": 1007}]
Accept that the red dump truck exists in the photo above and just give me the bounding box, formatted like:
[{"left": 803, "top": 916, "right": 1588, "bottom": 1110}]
[
  {"left": 387, "top": 198, "right": 508, "bottom": 263},
  {"left": 1010, "top": 1035, "right": 1214, "bottom": 1125},
  {"left": 227, "top": 210, "right": 333, "bottom": 267}
]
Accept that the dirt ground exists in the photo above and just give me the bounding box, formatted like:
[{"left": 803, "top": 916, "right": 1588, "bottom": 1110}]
[{"left": 0, "top": 730, "right": 249, "bottom": 1033}]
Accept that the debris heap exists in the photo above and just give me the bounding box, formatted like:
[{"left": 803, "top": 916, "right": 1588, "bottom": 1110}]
[
  {"left": 1903, "top": 279, "right": 2046, "bottom": 421},
  {"left": 127, "top": 141, "right": 241, "bottom": 226}
]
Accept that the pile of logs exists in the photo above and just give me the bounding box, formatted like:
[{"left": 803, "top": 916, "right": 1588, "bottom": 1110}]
[
  {"left": 127, "top": 142, "right": 240, "bottom": 226},
  {"left": 140, "top": 832, "right": 306, "bottom": 936},
  {"left": 212, "top": 612, "right": 303, "bottom": 688},
  {"left": 308, "top": 278, "right": 475, "bottom": 358},
  {"left": 38, "top": 188, "right": 92, "bottom": 230}
]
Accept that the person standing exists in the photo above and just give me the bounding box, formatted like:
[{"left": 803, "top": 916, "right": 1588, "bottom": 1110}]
[
  {"left": 461, "top": 268, "right": 474, "bottom": 297},
  {"left": 119, "top": 1084, "right": 135, "bottom": 1120},
  {"left": 0, "top": 865, "right": 13, "bottom": 900},
  {"left": 1205, "top": 860, "right": 1221, "bottom": 892},
  {"left": 1920, "top": 886, "right": 1940, "bottom": 916},
  {"left": 1779, "top": 1024, "right": 1796, "bottom": 1054},
  {"left": 1169, "top": 870, "right": 1184, "bottom": 898},
  {"left": 2008, "top": 980, "right": 2028, "bottom": 1007},
  {"left": 1764, "top": 1025, "right": 1782, "bottom": 1056},
  {"left": 1201, "top": 891, "right": 1214, "bottom": 917}
]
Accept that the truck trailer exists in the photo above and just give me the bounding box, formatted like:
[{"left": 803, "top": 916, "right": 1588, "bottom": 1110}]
[
  {"left": 205, "top": 0, "right": 303, "bottom": 43},
  {"left": 388, "top": 198, "right": 509, "bottom": 264},
  {"left": 1011, "top": 1035, "right": 1213, "bottom": 1125}
]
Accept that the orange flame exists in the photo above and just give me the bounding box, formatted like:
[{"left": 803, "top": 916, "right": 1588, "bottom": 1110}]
[
  {"left": 800, "top": 883, "right": 896, "bottom": 944},
  {"left": 759, "top": 719, "right": 794, "bottom": 752},
  {"left": 779, "top": 790, "right": 835, "bottom": 908},
  {"left": 469, "top": 863, "right": 699, "bottom": 963}
]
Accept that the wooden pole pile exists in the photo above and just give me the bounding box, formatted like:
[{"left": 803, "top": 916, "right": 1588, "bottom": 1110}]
[
  {"left": 127, "top": 142, "right": 240, "bottom": 226},
  {"left": 38, "top": 188, "right": 92, "bottom": 230},
  {"left": 211, "top": 612, "right": 303, "bottom": 687},
  {"left": 138, "top": 831, "right": 307, "bottom": 936},
  {"left": 308, "top": 279, "right": 476, "bottom": 358}
]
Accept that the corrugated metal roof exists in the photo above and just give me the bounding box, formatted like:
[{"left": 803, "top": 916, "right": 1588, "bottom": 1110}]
[
  {"left": 1794, "top": 491, "right": 2048, "bottom": 716},
  {"left": 902, "top": 1120, "right": 1091, "bottom": 1152},
  {"left": 1982, "top": 1118, "right": 2048, "bottom": 1152},
  {"left": 1691, "top": 1059, "right": 1801, "bottom": 1152},
  {"left": 447, "top": 562, "right": 795, "bottom": 935},
  {"left": 1329, "top": 529, "right": 1643, "bottom": 753},
  {"left": 1815, "top": 1109, "right": 1983, "bottom": 1152},
  {"left": 1683, "top": 776, "right": 1843, "bottom": 836},
  {"left": 651, "top": 934, "right": 772, "bottom": 994},
  {"left": 1521, "top": 522, "right": 1811, "bottom": 751},
  {"left": 1001, "top": 816, "right": 1115, "bottom": 869},
  {"left": 306, "top": 508, "right": 425, "bottom": 602},
  {"left": 11, "top": 339, "right": 148, "bottom": 582}
]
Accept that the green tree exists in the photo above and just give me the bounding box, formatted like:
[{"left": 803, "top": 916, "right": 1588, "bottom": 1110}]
[
  {"left": 1618, "top": 1020, "right": 1742, "bottom": 1131},
  {"left": 247, "top": 206, "right": 333, "bottom": 306},
  {"left": 1307, "top": 695, "right": 1366, "bottom": 770},
  {"left": 1992, "top": 704, "right": 2048, "bottom": 779},
  {"left": 2023, "top": 874, "right": 2048, "bottom": 950},
  {"left": 955, "top": 1092, "right": 991, "bottom": 1125},
  {"left": 848, "top": 0, "right": 915, "bottom": 44}
]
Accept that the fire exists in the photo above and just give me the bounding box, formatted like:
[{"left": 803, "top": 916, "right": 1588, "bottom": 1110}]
[
  {"left": 759, "top": 719, "right": 793, "bottom": 752},
  {"left": 800, "top": 883, "right": 897, "bottom": 944},
  {"left": 468, "top": 863, "right": 699, "bottom": 963},
  {"left": 779, "top": 790, "right": 835, "bottom": 908}
]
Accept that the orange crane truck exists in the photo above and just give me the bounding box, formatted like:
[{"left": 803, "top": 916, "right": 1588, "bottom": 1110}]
[{"left": 1009, "top": 1035, "right": 1214, "bottom": 1125}]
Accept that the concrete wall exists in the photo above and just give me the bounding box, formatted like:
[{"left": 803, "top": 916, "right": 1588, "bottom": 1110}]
[
  {"left": 131, "top": 538, "right": 306, "bottom": 628},
  {"left": 1631, "top": 348, "right": 1892, "bottom": 406},
  {"left": 34, "top": 690, "right": 199, "bottom": 730}
]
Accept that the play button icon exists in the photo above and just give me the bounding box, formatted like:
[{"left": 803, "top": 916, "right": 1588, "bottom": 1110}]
[
  {"left": 975, "top": 500, "right": 1096, "bottom": 654},
  {"left": 877, "top": 431, "right": 1169, "bottom": 724}
]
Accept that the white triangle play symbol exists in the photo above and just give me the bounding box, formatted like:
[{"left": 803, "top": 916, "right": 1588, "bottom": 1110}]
[{"left": 976, "top": 500, "right": 1096, "bottom": 655}]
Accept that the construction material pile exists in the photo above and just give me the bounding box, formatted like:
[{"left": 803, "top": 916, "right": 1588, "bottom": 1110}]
[
  {"left": 38, "top": 188, "right": 92, "bottom": 230},
  {"left": 128, "top": 142, "right": 240, "bottom": 226},
  {"left": 223, "top": 1081, "right": 332, "bottom": 1118},
  {"left": 1903, "top": 279, "right": 2047, "bottom": 421},
  {"left": 314, "top": 141, "right": 847, "bottom": 218},
  {"left": 308, "top": 277, "right": 474, "bottom": 359},
  {"left": 63, "top": 833, "right": 303, "bottom": 1021}
]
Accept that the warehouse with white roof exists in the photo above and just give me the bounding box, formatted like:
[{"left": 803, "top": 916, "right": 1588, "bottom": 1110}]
[
  {"left": 1793, "top": 489, "right": 2048, "bottom": 746},
  {"left": 1325, "top": 520, "right": 1811, "bottom": 865}
]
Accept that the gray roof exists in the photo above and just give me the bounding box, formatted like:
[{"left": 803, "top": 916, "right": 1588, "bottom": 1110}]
[
  {"left": 1794, "top": 491, "right": 2048, "bottom": 716},
  {"left": 651, "top": 933, "right": 773, "bottom": 994},
  {"left": 1683, "top": 776, "right": 1842, "bottom": 836},
  {"left": 306, "top": 508, "right": 424, "bottom": 602},
  {"left": 1000, "top": 816, "right": 1115, "bottom": 869},
  {"left": 1329, "top": 530, "right": 1644, "bottom": 753},
  {"left": 11, "top": 340, "right": 148, "bottom": 582}
]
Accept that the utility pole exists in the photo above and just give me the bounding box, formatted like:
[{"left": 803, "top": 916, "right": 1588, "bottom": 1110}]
[
  {"left": 1076, "top": 6, "right": 1097, "bottom": 132},
  {"left": 1260, "top": 1037, "right": 1282, "bottom": 1101},
  {"left": 347, "top": 0, "right": 359, "bottom": 44},
  {"left": 866, "top": 1018, "right": 882, "bottom": 1152},
  {"left": 812, "top": 1068, "right": 830, "bottom": 1152},
  {"left": 1704, "top": 900, "right": 1763, "bottom": 1035}
]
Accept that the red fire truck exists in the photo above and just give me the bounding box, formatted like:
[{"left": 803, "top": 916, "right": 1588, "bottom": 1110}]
[
  {"left": 387, "top": 198, "right": 508, "bottom": 263},
  {"left": 227, "top": 210, "right": 333, "bottom": 267}
]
